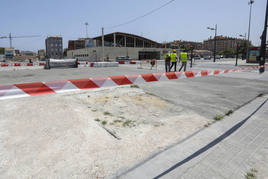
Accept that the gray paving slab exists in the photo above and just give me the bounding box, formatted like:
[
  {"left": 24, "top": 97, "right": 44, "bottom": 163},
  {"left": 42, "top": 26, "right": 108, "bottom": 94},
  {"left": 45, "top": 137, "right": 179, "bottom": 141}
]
[
  {"left": 139, "top": 75, "right": 268, "bottom": 119},
  {"left": 116, "top": 95, "right": 268, "bottom": 179}
]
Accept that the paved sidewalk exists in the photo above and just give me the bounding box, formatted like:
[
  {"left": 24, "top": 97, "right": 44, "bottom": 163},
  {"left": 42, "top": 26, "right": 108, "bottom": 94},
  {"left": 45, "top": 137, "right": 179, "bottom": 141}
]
[{"left": 116, "top": 95, "right": 268, "bottom": 179}]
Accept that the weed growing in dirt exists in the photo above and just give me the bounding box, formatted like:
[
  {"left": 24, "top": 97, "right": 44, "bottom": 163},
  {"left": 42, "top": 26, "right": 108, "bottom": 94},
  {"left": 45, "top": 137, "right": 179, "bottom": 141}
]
[
  {"left": 225, "top": 110, "right": 233, "bottom": 116},
  {"left": 95, "top": 118, "right": 100, "bottom": 122},
  {"left": 103, "top": 111, "right": 112, "bottom": 116},
  {"left": 245, "top": 168, "right": 257, "bottom": 179},
  {"left": 213, "top": 115, "right": 224, "bottom": 121},
  {"left": 114, "top": 120, "right": 122, "bottom": 123},
  {"left": 204, "top": 122, "right": 212, "bottom": 127},
  {"left": 123, "top": 120, "right": 135, "bottom": 127},
  {"left": 130, "top": 84, "right": 139, "bottom": 88},
  {"left": 101, "top": 121, "right": 107, "bottom": 125}
]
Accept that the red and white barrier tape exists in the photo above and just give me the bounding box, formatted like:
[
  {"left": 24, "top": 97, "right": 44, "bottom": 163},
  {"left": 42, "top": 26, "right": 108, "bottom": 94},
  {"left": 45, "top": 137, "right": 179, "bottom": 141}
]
[
  {"left": 0, "top": 63, "right": 45, "bottom": 67},
  {"left": 0, "top": 61, "right": 117, "bottom": 68},
  {"left": 117, "top": 61, "right": 137, "bottom": 64},
  {"left": 0, "top": 65, "right": 265, "bottom": 100}
]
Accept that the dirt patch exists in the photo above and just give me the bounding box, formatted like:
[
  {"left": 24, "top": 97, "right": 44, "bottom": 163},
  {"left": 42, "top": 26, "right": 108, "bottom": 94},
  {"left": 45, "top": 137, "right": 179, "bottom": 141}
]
[
  {"left": 0, "top": 86, "right": 209, "bottom": 178},
  {"left": 75, "top": 87, "right": 183, "bottom": 139}
]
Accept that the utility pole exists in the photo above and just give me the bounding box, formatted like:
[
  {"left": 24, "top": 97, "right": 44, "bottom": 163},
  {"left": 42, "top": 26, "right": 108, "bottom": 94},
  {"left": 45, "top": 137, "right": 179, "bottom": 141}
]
[
  {"left": 246, "top": 0, "right": 254, "bottom": 62},
  {"left": 102, "top": 27, "right": 104, "bottom": 61},
  {"left": 259, "top": 0, "right": 268, "bottom": 73}
]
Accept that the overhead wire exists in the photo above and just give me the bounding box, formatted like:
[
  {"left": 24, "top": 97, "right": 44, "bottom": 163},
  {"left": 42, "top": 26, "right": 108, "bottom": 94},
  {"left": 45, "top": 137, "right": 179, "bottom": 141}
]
[{"left": 107, "top": 0, "right": 177, "bottom": 29}]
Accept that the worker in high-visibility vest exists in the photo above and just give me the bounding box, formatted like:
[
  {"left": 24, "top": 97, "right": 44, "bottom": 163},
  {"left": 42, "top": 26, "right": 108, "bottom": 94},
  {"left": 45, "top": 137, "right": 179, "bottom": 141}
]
[
  {"left": 164, "top": 52, "right": 171, "bottom": 72},
  {"left": 179, "top": 50, "right": 188, "bottom": 72},
  {"left": 169, "top": 49, "right": 178, "bottom": 72}
]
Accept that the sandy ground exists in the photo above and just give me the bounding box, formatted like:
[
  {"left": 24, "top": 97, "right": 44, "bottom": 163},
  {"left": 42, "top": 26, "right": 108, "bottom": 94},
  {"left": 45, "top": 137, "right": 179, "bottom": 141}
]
[{"left": 0, "top": 86, "right": 209, "bottom": 178}]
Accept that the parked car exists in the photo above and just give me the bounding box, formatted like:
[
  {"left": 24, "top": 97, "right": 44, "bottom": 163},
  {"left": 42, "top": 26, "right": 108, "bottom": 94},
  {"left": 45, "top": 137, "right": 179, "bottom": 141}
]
[
  {"left": 216, "top": 55, "right": 221, "bottom": 59},
  {"left": 194, "top": 55, "right": 201, "bottom": 60},
  {"left": 220, "top": 55, "right": 224, "bottom": 58},
  {"left": 204, "top": 56, "right": 211, "bottom": 60}
]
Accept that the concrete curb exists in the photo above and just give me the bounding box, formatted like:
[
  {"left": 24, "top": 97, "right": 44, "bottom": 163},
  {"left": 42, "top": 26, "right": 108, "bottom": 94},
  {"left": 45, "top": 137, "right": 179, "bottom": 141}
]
[{"left": 0, "top": 65, "right": 264, "bottom": 100}]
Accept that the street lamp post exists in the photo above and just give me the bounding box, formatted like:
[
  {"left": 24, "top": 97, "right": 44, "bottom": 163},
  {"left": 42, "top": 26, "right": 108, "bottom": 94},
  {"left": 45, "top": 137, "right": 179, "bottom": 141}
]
[
  {"left": 207, "top": 24, "right": 217, "bottom": 62},
  {"left": 85, "top": 22, "right": 89, "bottom": 61},
  {"left": 85, "top": 22, "right": 89, "bottom": 38},
  {"left": 259, "top": 0, "right": 268, "bottom": 73},
  {"left": 246, "top": 0, "right": 254, "bottom": 62},
  {"left": 239, "top": 33, "right": 247, "bottom": 60},
  {"left": 235, "top": 43, "right": 240, "bottom": 66}
]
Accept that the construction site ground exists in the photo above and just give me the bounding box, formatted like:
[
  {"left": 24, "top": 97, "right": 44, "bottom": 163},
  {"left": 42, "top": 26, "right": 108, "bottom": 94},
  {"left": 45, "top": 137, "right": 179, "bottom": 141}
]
[
  {"left": 0, "top": 59, "right": 268, "bottom": 178},
  {"left": 0, "top": 58, "right": 257, "bottom": 85}
]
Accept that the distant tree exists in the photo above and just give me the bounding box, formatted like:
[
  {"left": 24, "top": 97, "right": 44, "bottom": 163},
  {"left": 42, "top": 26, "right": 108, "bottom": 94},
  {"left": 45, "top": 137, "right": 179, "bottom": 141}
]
[
  {"left": 216, "top": 50, "right": 224, "bottom": 55},
  {"left": 0, "top": 48, "right": 4, "bottom": 55},
  {"left": 240, "top": 42, "right": 248, "bottom": 60},
  {"left": 223, "top": 49, "right": 235, "bottom": 58}
]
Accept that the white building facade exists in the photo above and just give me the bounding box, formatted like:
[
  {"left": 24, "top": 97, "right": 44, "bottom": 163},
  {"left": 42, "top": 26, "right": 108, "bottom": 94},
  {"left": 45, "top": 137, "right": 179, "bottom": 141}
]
[{"left": 67, "top": 32, "right": 173, "bottom": 61}]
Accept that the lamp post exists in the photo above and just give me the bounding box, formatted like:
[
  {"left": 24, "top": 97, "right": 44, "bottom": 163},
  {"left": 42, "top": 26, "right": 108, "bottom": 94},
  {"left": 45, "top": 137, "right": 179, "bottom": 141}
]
[
  {"left": 235, "top": 43, "right": 240, "bottom": 66},
  {"left": 259, "top": 0, "right": 268, "bottom": 73},
  {"left": 84, "top": 22, "right": 89, "bottom": 61},
  {"left": 239, "top": 33, "right": 247, "bottom": 60},
  {"left": 85, "top": 22, "right": 89, "bottom": 38},
  {"left": 207, "top": 24, "right": 217, "bottom": 62},
  {"left": 246, "top": 0, "right": 254, "bottom": 62}
]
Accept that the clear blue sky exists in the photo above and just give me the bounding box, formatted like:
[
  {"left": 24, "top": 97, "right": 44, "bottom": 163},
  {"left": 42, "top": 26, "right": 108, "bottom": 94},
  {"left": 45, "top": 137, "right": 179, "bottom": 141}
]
[{"left": 0, "top": 0, "right": 266, "bottom": 51}]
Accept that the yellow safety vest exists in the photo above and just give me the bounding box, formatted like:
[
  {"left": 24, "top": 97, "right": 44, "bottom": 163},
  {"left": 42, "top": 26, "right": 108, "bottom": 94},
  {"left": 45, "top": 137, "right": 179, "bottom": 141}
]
[
  {"left": 170, "top": 53, "right": 177, "bottom": 61},
  {"left": 180, "top": 52, "right": 188, "bottom": 62},
  {"left": 164, "top": 53, "right": 170, "bottom": 59}
]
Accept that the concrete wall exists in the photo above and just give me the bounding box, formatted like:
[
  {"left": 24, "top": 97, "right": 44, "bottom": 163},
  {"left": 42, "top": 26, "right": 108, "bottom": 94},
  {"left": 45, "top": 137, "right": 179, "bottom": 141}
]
[{"left": 67, "top": 47, "right": 173, "bottom": 61}]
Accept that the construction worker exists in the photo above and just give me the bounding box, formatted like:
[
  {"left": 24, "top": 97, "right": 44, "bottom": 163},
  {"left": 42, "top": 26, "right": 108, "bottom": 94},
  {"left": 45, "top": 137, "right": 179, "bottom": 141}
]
[
  {"left": 179, "top": 50, "right": 188, "bottom": 72},
  {"left": 169, "top": 49, "right": 178, "bottom": 72},
  {"left": 150, "top": 59, "right": 156, "bottom": 70},
  {"left": 164, "top": 52, "right": 171, "bottom": 72}
]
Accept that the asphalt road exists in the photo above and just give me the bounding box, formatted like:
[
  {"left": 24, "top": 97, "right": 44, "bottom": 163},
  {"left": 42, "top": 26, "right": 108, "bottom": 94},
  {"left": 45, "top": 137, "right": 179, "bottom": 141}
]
[{"left": 0, "top": 58, "right": 258, "bottom": 85}]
